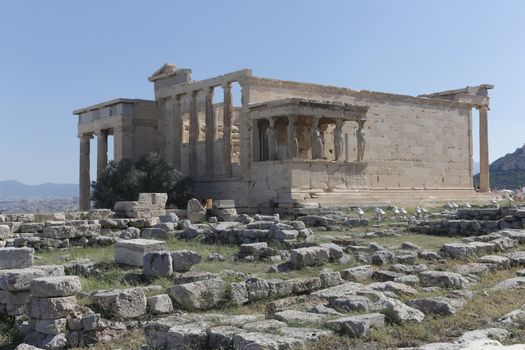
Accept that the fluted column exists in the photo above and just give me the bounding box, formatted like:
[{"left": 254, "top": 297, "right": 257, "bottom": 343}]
[
  {"left": 478, "top": 106, "right": 490, "bottom": 192},
  {"left": 223, "top": 82, "right": 233, "bottom": 176},
  {"left": 189, "top": 90, "right": 199, "bottom": 177},
  {"left": 172, "top": 95, "right": 182, "bottom": 170},
  {"left": 205, "top": 87, "right": 216, "bottom": 176},
  {"left": 96, "top": 130, "right": 108, "bottom": 178},
  {"left": 79, "top": 133, "right": 91, "bottom": 211}
]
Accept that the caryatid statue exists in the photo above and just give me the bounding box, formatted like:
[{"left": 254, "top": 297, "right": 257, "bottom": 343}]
[
  {"left": 287, "top": 116, "right": 299, "bottom": 159},
  {"left": 356, "top": 120, "right": 366, "bottom": 161},
  {"left": 311, "top": 120, "right": 324, "bottom": 159},
  {"left": 266, "top": 118, "right": 278, "bottom": 160},
  {"left": 333, "top": 119, "right": 344, "bottom": 161}
]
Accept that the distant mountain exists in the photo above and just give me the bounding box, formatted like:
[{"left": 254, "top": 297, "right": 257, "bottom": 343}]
[
  {"left": 0, "top": 180, "right": 78, "bottom": 200},
  {"left": 473, "top": 144, "right": 525, "bottom": 190}
]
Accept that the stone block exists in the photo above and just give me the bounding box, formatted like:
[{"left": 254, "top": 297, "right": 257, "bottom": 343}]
[
  {"left": 290, "top": 247, "right": 330, "bottom": 269},
  {"left": 0, "top": 225, "right": 11, "bottom": 239},
  {"left": 81, "top": 313, "right": 100, "bottom": 331},
  {"left": 0, "top": 268, "right": 45, "bottom": 291},
  {"left": 147, "top": 294, "right": 173, "bottom": 314},
  {"left": 6, "top": 290, "right": 31, "bottom": 305},
  {"left": 171, "top": 250, "right": 201, "bottom": 272},
  {"left": 326, "top": 313, "right": 385, "bottom": 337},
  {"left": 34, "top": 318, "right": 67, "bottom": 335},
  {"left": 30, "top": 276, "right": 82, "bottom": 297},
  {"left": 169, "top": 278, "right": 225, "bottom": 310},
  {"left": 91, "top": 287, "right": 146, "bottom": 318},
  {"left": 187, "top": 198, "right": 206, "bottom": 223},
  {"left": 0, "top": 247, "right": 33, "bottom": 269},
  {"left": 28, "top": 296, "right": 77, "bottom": 319},
  {"left": 114, "top": 239, "right": 166, "bottom": 267},
  {"left": 143, "top": 251, "right": 173, "bottom": 277}
]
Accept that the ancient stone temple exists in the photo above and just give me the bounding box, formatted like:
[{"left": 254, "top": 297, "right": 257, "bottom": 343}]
[{"left": 73, "top": 63, "right": 493, "bottom": 211}]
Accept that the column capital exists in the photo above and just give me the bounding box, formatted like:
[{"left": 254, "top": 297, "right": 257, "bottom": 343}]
[
  {"left": 78, "top": 133, "right": 92, "bottom": 140},
  {"left": 222, "top": 81, "right": 232, "bottom": 89}
]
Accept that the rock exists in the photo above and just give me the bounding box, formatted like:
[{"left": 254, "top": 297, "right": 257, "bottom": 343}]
[
  {"left": 373, "top": 270, "right": 403, "bottom": 282},
  {"left": 91, "top": 287, "right": 146, "bottom": 318},
  {"left": 28, "top": 296, "right": 77, "bottom": 319},
  {"left": 0, "top": 247, "right": 33, "bottom": 269},
  {"left": 81, "top": 313, "right": 100, "bottom": 331},
  {"left": 147, "top": 294, "right": 173, "bottom": 314},
  {"left": 41, "top": 224, "right": 100, "bottom": 239},
  {"left": 458, "top": 328, "right": 509, "bottom": 343},
  {"left": 290, "top": 246, "right": 330, "bottom": 269},
  {"left": 319, "top": 243, "right": 344, "bottom": 260},
  {"left": 401, "top": 241, "right": 421, "bottom": 250},
  {"left": 148, "top": 322, "right": 208, "bottom": 350},
  {"left": 0, "top": 268, "right": 45, "bottom": 291},
  {"left": 0, "top": 225, "right": 11, "bottom": 239},
  {"left": 30, "top": 276, "right": 82, "bottom": 297},
  {"left": 34, "top": 318, "right": 67, "bottom": 335},
  {"left": 396, "top": 252, "right": 418, "bottom": 265},
  {"left": 159, "top": 213, "right": 179, "bottom": 223},
  {"left": 498, "top": 304, "right": 525, "bottom": 326},
  {"left": 229, "top": 282, "right": 248, "bottom": 306},
  {"left": 394, "top": 275, "right": 420, "bottom": 286},
  {"left": 504, "top": 251, "right": 525, "bottom": 266},
  {"left": 319, "top": 269, "right": 344, "bottom": 288},
  {"left": 418, "top": 250, "right": 442, "bottom": 261},
  {"left": 233, "top": 330, "right": 304, "bottom": 349},
  {"left": 119, "top": 227, "right": 140, "bottom": 239},
  {"left": 239, "top": 242, "right": 268, "bottom": 255},
  {"left": 478, "top": 255, "right": 511, "bottom": 269},
  {"left": 207, "top": 253, "right": 225, "bottom": 262},
  {"left": 380, "top": 298, "right": 425, "bottom": 323},
  {"left": 171, "top": 250, "right": 201, "bottom": 272},
  {"left": 451, "top": 263, "right": 489, "bottom": 276},
  {"left": 114, "top": 239, "right": 166, "bottom": 267},
  {"left": 169, "top": 278, "right": 225, "bottom": 310},
  {"left": 492, "top": 277, "right": 525, "bottom": 290},
  {"left": 143, "top": 251, "right": 173, "bottom": 277},
  {"left": 36, "top": 265, "right": 65, "bottom": 278},
  {"left": 273, "top": 310, "right": 329, "bottom": 326},
  {"left": 371, "top": 250, "right": 394, "bottom": 265},
  {"left": 245, "top": 277, "right": 270, "bottom": 301},
  {"left": 330, "top": 295, "right": 374, "bottom": 312},
  {"left": 273, "top": 229, "right": 299, "bottom": 240},
  {"left": 326, "top": 313, "right": 385, "bottom": 337},
  {"left": 368, "top": 281, "right": 418, "bottom": 296},
  {"left": 15, "top": 344, "right": 43, "bottom": 350},
  {"left": 187, "top": 198, "right": 206, "bottom": 223},
  {"left": 407, "top": 297, "right": 466, "bottom": 316},
  {"left": 340, "top": 265, "right": 373, "bottom": 282},
  {"left": 174, "top": 271, "right": 218, "bottom": 284},
  {"left": 419, "top": 271, "right": 469, "bottom": 289}
]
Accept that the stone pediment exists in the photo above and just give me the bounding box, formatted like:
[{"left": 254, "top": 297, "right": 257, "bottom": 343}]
[{"left": 148, "top": 63, "right": 178, "bottom": 82}]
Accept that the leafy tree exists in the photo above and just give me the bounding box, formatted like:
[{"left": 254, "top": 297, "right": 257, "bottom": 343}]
[{"left": 91, "top": 154, "right": 192, "bottom": 209}]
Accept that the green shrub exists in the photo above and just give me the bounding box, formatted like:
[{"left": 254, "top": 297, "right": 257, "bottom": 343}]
[{"left": 91, "top": 154, "right": 192, "bottom": 209}]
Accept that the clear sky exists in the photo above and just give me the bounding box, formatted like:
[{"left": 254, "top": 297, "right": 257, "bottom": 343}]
[{"left": 0, "top": 0, "right": 524, "bottom": 185}]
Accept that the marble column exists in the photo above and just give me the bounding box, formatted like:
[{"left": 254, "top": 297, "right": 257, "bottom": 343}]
[
  {"left": 113, "top": 121, "right": 133, "bottom": 161},
  {"left": 267, "top": 117, "right": 277, "bottom": 160},
  {"left": 172, "top": 95, "right": 182, "bottom": 170},
  {"left": 287, "top": 115, "right": 298, "bottom": 159},
  {"left": 334, "top": 119, "right": 345, "bottom": 161},
  {"left": 79, "top": 134, "right": 91, "bottom": 211},
  {"left": 205, "top": 87, "right": 216, "bottom": 176},
  {"left": 478, "top": 105, "right": 490, "bottom": 192},
  {"left": 223, "top": 82, "right": 233, "bottom": 175},
  {"left": 96, "top": 130, "right": 108, "bottom": 178},
  {"left": 189, "top": 90, "right": 199, "bottom": 177}
]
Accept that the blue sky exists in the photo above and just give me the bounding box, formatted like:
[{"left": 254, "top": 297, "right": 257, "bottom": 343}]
[{"left": 0, "top": 0, "right": 524, "bottom": 184}]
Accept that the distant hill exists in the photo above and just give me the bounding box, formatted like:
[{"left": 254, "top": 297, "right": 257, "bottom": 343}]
[
  {"left": 0, "top": 180, "right": 78, "bottom": 200},
  {"left": 473, "top": 144, "right": 525, "bottom": 190}
]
